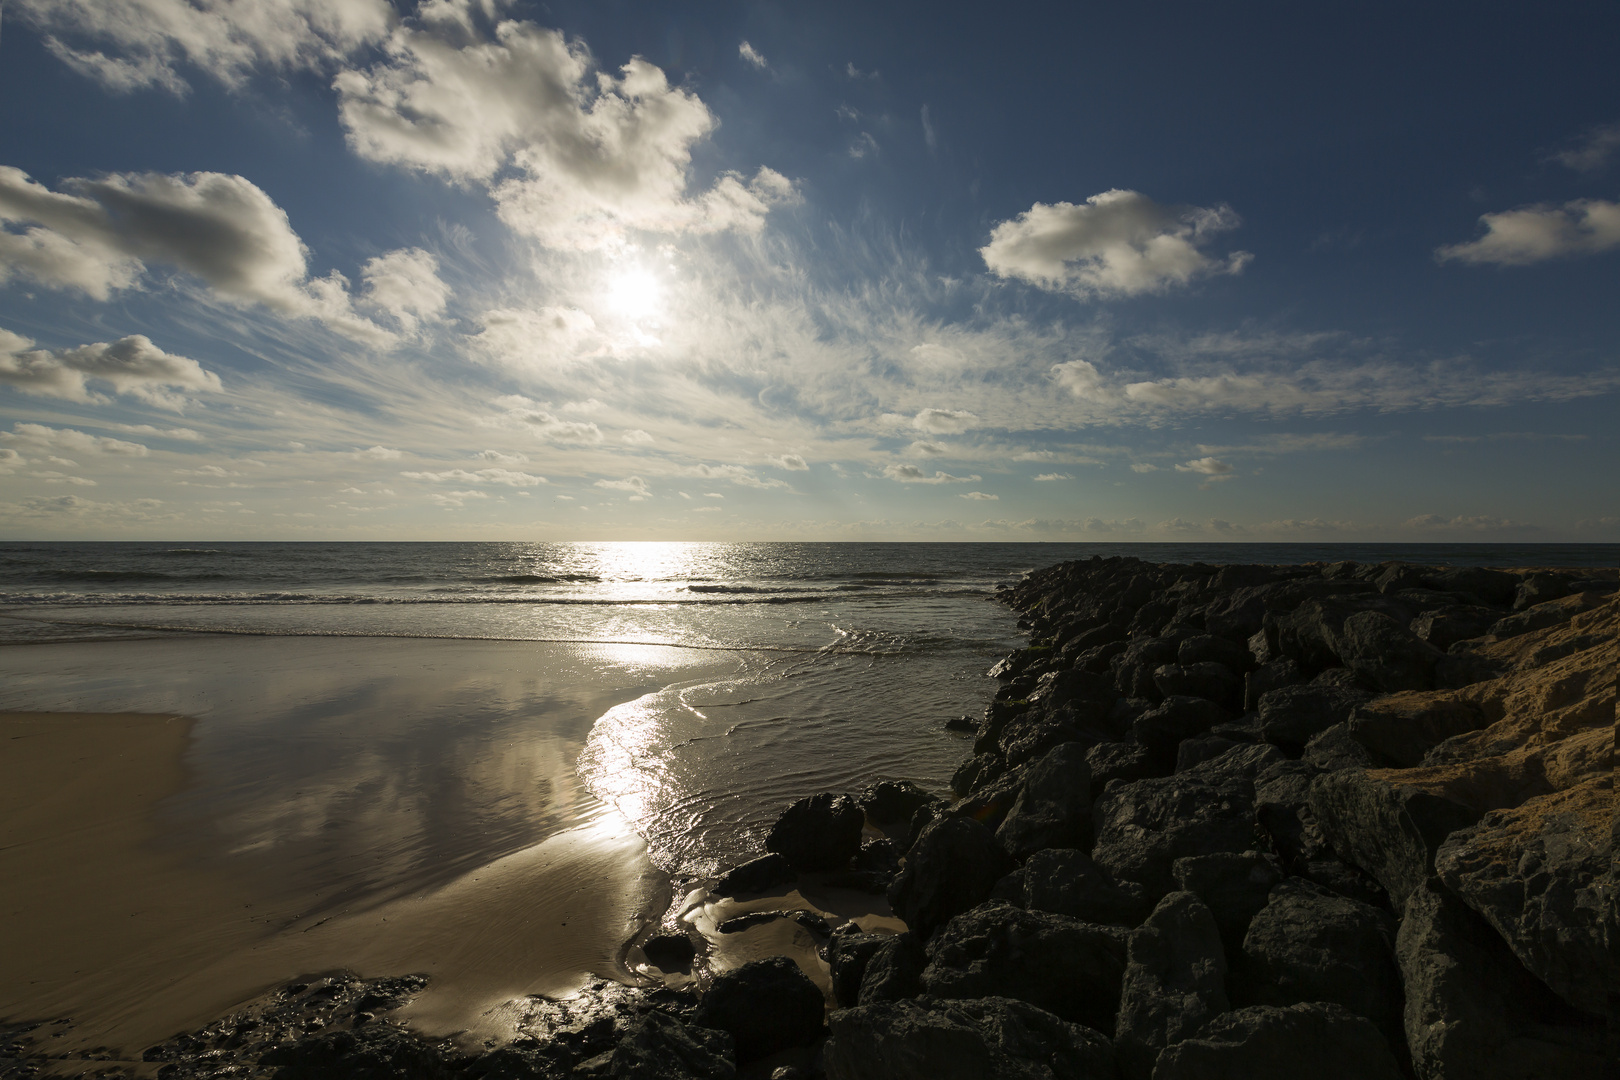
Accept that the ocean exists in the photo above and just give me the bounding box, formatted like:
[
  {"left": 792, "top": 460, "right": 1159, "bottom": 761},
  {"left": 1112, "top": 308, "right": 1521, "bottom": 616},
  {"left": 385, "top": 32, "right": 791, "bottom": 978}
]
[{"left": 1, "top": 539, "right": 1615, "bottom": 888}]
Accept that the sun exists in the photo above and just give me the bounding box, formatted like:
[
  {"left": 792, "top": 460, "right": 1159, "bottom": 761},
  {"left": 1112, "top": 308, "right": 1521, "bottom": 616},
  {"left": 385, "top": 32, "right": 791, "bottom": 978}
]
[{"left": 605, "top": 265, "right": 663, "bottom": 320}]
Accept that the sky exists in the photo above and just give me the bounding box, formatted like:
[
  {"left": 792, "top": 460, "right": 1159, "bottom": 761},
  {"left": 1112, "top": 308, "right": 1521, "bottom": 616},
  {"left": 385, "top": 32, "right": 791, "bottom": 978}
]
[{"left": 0, "top": 0, "right": 1617, "bottom": 542}]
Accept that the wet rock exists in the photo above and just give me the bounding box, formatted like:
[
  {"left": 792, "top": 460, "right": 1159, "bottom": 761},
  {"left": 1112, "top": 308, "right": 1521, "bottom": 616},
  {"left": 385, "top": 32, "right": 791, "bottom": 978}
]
[
  {"left": 713, "top": 854, "right": 795, "bottom": 897},
  {"left": 1237, "top": 879, "right": 1403, "bottom": 1053},
  {"left": 1309, "top": 769, "right": 1480, "bottom": 913},
  {"left": 579, "top": 1011, "right": 736, "bottom": 1080},
  {"left": 766, "top": 793, "right": 865, "bottom": 872},
  {"left": 1397, "top": 877, "right": 1609, "bottom": 1080},
  {"left": 1152, "top": 662, "right": 1242, "bottom": 708},
  {"left": 999, "top": 702, "right": 1113, "bottom": 768},
  {"left": 1027, "top": 667, "right": 1116, "bottom": 711},
  {"left": 995, "top": 742, "right": 1093, "bottom": 859},
  {"left": 1130, "top": 696, "right": 1229, "bottom": 757},
  {"left": 1434, "top": 775, "right": 1616, "bottom": 1014},
  {"left": 823, "top": 996, "right": 1116, "bottom": 1080},
  {"left": 1018, "top": 848, "right": 1153, "bottom": 927},
  {"left": 857, "top": 780, "right": 937, "bottom": 830},
  {"left": 1113, "top": 891, "right": 1229, "bottom": 1080},
  {"left": 1171, "top": 851, "right": 1284, "bottom": 957},
  {"left": 1092, "top": 772, "right": 1259, "bottom": 898},
  {"left": 1255, "top": 683, "right": 1375, "bottom": 750},
  {"left": 1151, "top": 1002, "right": 1404, "bottom": 1080},
  {"left": 855, "top": 932, "right": 926, "bottom": 1005},
  {"left": 887, "top": 815, "right": 1015, "bottom": 940},
  {"left": 691, "top": 956, "right": 824, "bottom": 1062},
  {"left": 259, "top": 1026, "right": 450, "bottom": 1080},
  {"left": 827, "top": 925, "right": 890, "bottom": 1008},
  {"left": 643, "top": 934, "right": 697, "bottom": 972},
  {"left": 920, "top": 900, "right": 1128, "bottom": 1033},
  {"left": 949, "top": 753, "right": 1000, "bottom": 798},
  {"left": 853, "top": 835, "right": 900, "bottom": 876}
]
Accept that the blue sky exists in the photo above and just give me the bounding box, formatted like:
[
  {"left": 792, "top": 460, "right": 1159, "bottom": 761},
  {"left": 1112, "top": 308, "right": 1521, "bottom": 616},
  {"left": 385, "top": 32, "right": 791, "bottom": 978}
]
[{"left": 0, "top": 0, "right": 1616, "bottom": 540}]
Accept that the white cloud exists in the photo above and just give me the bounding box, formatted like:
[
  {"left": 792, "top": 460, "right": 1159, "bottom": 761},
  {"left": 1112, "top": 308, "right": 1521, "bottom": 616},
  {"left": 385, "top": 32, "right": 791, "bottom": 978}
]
[
  {"left": 769, "top": 453, "right": 809, "bottom": 470},
  {"left": 355, "top": 445, "right": 402, "bottom": 459},
  {"left": 334, "top": 20, "right": 799, "bottom": 250},
  {"left": 360, "top": 247, "right": 450, "bottom": 332},
  {"left": 1553, "top": 122, "right": 1620, "bottom": 172},
  {"left": 702, "top": 492, "right": 723, "bottom": 499},
  {"left": 1196, "top": 433, "right": 1364, "bottom": 455},
  {"left": 882, "top": 464, "right": 980, "bottom": 484},
  {"left": 738, "top": 41, "right": 767, "bottom": 69},
  {"left": 959, "top": 491, "right": 998, "bottom": 500},
  {"left": 2, "top": 422, "right": 148, "bottom": 455},
  {"left": 1129, "top": 463, "right": 1159, "bottom": 473},
  {"left": 909, "top": 441, "right": 947, "bottom": 456},
  {"left": 401, "top": 467, "right": 546, "bottom": 486},
  {"left": 1404, "top": 513, "right": 1538, "bottom": 533},
  {"left": 33, "top": 471, "right": 97, "bottom": 485},
  {"left": 111, "top": 423, "right": 202, "bottom": 440},
  {"left": 429, "top": 488, "right": 488, "bottom": 507},
  {"left": 594, "top": 475, "right": 651, "bottom": 497},
  {"left": 472, "top": 307, "right": 600, "bottom": 367},
  {"left": 981, "top": 189, "right": 1251, "bottom": 297},
  {"left": 1032, "top": 472, "right": 1071, "bottom": 481},
  {"left": 487, "top": 395, "right": 605, "bottom": 442},
  {"left": 676, "top": 464, "right": 789, "bottom": 490},
  {"left": 1175, "top": 456, "right": 1234, "bottom": 475},
  {"left": 1436, "top": 198, "right": 1620, "bottom": 266},
  {"left": 0, "top": 327, "right": 221, "bottom": 408},
  {"left": 621, "top": 429, "right": 654, "bottom": 445},
  {"left": 0, "top": 166, "right": 411, "bottom": 343},
  {"left": 0, "top": 448, "right": 25, "bottom": 472},
  {"left": 912, "top": 407, "right": 978, "bottom": 433},
  {"left": 13, "top": 0, "right": 395, "bottom": 93},
  {"left": 475, "top": 449, "right": 529, "bottom": 464}
]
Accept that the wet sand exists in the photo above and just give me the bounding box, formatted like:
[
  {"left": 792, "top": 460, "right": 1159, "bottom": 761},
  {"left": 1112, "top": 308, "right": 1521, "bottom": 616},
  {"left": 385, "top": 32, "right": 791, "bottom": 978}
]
[{"left": 0, "top": 636, "right": 748, "bottom": 1058}]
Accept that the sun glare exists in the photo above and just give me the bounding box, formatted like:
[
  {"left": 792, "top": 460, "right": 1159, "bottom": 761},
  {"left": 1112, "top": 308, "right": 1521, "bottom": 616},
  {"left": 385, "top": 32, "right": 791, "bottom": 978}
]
[{"left": 605, "top": 266, "right": 663, "bottom": 320}]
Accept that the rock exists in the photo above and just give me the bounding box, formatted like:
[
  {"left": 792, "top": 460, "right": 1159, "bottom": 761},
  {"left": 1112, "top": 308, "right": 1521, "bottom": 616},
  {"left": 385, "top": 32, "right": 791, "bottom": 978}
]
[
  {"left": 1178, "top": 741, "right": 1285, "bottom": 786},
  {"left": 999, "top": 702, "right": 1114, "bottom": 768},
  {"left": 1309, "top": 769, "right": 1480, "bottom": 914},
  {"left": 1086, "top": 740, "right": 1163, "bottom": 792},
  {"left": 822, "top": 996, "right": 1117, "bottom": 1080},
  {"left": 1492, "top": 591, "right": 1608, "bottom": 638},
  {"left": 1425, "top": 566, "right": 1520, "bottom": 607},
  {"left": 1237, "top": 879, "right": 1403, "bottom": 1054},
  {"left": 853, "top": 836, "right": 900, "bottom": 876},
  {"left": 1513, "top": 572, "right": 1572, "bottom": 610},
  {"left": 1151, "top": 662, "right": 1242, "bottom": 708},
  {"left": 855, "top": 932, "right": 926, "bottom": 1004},
  {"left": 887, "top": 815, "right": 1015, "bottom": 940},
  {"left": 1177, "top": 633, "right": 1252, "bottom": 671},
  {"left": 1342, "top": 694, "right": 1486, "bottom": 768},
  {"left": 713, "top": 853, "right": 795, "bottom": 897},
  {"left": 827, "top": 925, "right": 891, "bottom": 1008},
  {"left": 1332, "top": 610, "right": 1443, "bottom": 691},
  {"left": 1113, "top": 891, "right": 1229, "bottom": 1080},
  {"left": 1019, "top": 848, "right": 1153, "bottom": 927},
  {"left": 950, "top": 753, "right": 1000, "bottom": 798},
  {"left": 691, "top": 956, "right": 824, "bottom": 1062},
  {"left": 1253, "top": 760, "right": 1324, "bottom": 863},
  {"left": 1151, "top": 1002, "right": 1404, "bottom": 1080},
  {"left": 590, "top": 1011, "right": 737, "bottom": 1080},
  {"left": 259, "top": 1027, "right": 449, "bottom": 1080},
  {"left": 1112, "top": 637, "right": 1181, "bottom": 701},
  {"left": 857, "top": 780, "right": 936, "bottom": 829},
  {"left": 1397, "top": 877, "right": 1609, "bottom": 1080},
  {"left": 1434, "top": 775, "right": 1616, "bottom": 1014},
  {"left": 765, "top": 793, "right": 865, "bottom": 872},
  {"left": 1302, "top": 722, "right": 1378, "bottom": 771},
  {"left": 920, "top": 901, "right": 1128, "bottom": 1033},
  {"left": 1092, "top": 772, "right": 1259, "bottom": 898},
  {"left": 1256, "top": 683, "right": 1375, "bottom": 750},
  {"left": 1028, "top": 667, "right": 1116, "bottom": 710},
  {"left": 1174, "top": 736, "right": 1238, "bottom": 773},
  {"left": 1171, "top": 851, "right": 1284, "bottom": 957},
  {"left": 1410, "top": 605, "right": 1501, "bottom": 650},
  {"left": 995, "top": 742, "right": 1093, "bottom": 859},
  {"left": 1243, "top": 658, "right": 1305, "bottom": 710},
  {"left": 643, "top": 933, "right": 697, "bottom": 972},
  {"left": 1130, "top": 696, "right": 1229, "bottom": 757},
  {"left": 1299, "top": 859, "right": 1390, "bottom": 909}
]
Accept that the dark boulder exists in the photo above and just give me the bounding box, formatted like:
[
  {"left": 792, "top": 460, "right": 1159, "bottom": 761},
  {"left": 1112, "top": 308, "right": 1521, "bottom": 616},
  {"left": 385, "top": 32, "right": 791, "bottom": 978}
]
[
  {"left": 1397, "top": 877, "right": 1610, "bottom": 1080},
  {"left": 1237, "top": 879, "right": 1403, "bottom": 1055},
  {"left": 1252, "top": 760, "right": 1324, "bottom": 864},
  {"left": 1176, "top": 633, "right": 1252, "bottom": 671},
  {"left": 642, "top": 933, "right": 697, "bottom": 972},
  {"left": 1333, "top": 610, "right": 1443, "bottom": 692},
  {"left": 827, "top": 924, "right": 891, "bottom": 1008},
  {"left": 857, "top": 780, "right": 936, "bottom": 830},
  {"left": 1299, "top": 858, "right": 1390, "bottom": 909},
  {"left": 576, "top": 1011, "right": 736, "bottom": 1080},
  {"left": 1255, "top": 683, "right": 1375, "bottom": 750},
  {"left": 713, "top": 853, "right": 795, "bottom": 897},
  {"left": 1425, "top": 566, "right": 1519, "bottom": 607},
  {"left": 1242, "top": 658, "right": 1305, "bottom": 710},
  {"left": 1491, "top": 591, "right": 1608, "bottom": 638},
  {"left": 920, "top": 901, "right": 1128, "bottom": 1033},
  {"left": 691, "top": 956, "right": 824, "bottom": 1062},
  {"left": 1092, "top": 773, "right": 1259, "bottom": 898},
  {"left": 887, "top": 815, "right": 1015, "bottom": 941},
  {"left": 1178, "top": 742, "right": 1284, "bottom": 786},
  {"left": 1086, "top": 740, "right": 1163, "bottom": 793},
  {"left": 855, "top": 931, "right": 926, "bottom": 1005},
  {"left": 822, "top": 996, "right": 1116, "bottom": 1080},
  {"left": 1111, "top": 637, "right": 1181, "bottom": 701},
  {"left": 999, "top": 702, "right": 1112, "bottom": 768},
  {"left": 1113, "top": 891, "right": 1229, "bottom": 1080},
  {"left": 1409, "top": 605, "right": 1501, "bottom": 650},
  {"left": 1342, "top": 695, "right": 1486, "bottom": 768},
  {"left": 766, "top": 793, "right": 864, "bottom": 872},
  {"left": 1017, "top": 847, "right": 1153, "bottom": 927},
  {"left": 1513, "top": 572, "right": 1571, "bottom": 610},
  {"left": 1171, "top": 851, "right": 1284, "bottom": 957},
  {"left": 995, "top": 742, "right": 1093, "bottom": 859},
  {"left": 1174, "top": 736, "right": 1239, "bottom": 773},
  {"left": 1309, "top": 769, "right": 1480, "bottom": 913},
  {"left": 1301, "top": 722, "right": 1378, "bottom": 771},
  {"left": 1151, "top": 1002, "right": 1404, "bottom": 1080},
  {"left": 1130, "top": 696, "right": 1229, "bottom": 757},
  {"left": 1152, "top": 662, "right": 1242, "bottom": 709},
  {"left": 1028, "top": 667, "right": 1116, "bottom": 710},
  {"left": 260, "top": 1026, "right": 449, "bottom": 1080}
]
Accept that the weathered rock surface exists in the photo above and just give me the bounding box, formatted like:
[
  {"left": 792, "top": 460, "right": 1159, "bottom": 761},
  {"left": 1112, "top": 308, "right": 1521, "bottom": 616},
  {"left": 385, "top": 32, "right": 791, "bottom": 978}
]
[
  {"left": 1256, "top": 682, "right": 1375, "bottom": 749},
  {"left": 1015, "top": 847, "right": 1153, "bottom": 927},
  {"left": 1113, "top": 891, "right": 1229, "bottom": 1080},
  {"left": 1092, "top": 772, "right": 1259, "bottom": 898},
  {"left": 887, "top": 815, "right": 1015, "bottom": 940},
  {"left": 1170, "top": 851, "right": 1284, "bottom": 957},
  {"left": 855, "top": 932, "right": 926, "bottom": 1005},
  {"left": 690, "top": 956, "right": 824, "bottom": 1061},
  {"left": 827, "top": 924, "right": 892, "bottom": 1008},
  {"left": 995, "top": 742, "right": 1093, "bottom": 859},
  {"left": 823, "top": 996, "right": 1117, "bottom": 1080},
  {"left": 1150, "top": 1002, "right": 1404, "bottom": 1080},
  {"left": 573, "top": 1011, "right": 737, "bottom": 1080},
  {"left": 765, "top": 792, "right": 865, "bottom": 871},
  {"left": 713, "top": 853, "right": 794, "bottom": 897},
  {"left": 919, "top": 900, "right": 1128, "bottom": 1033}
]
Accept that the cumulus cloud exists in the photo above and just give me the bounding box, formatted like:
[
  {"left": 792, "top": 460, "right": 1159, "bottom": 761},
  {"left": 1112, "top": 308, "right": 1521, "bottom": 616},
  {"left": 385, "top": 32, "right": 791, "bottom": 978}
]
[
  {"left": 738, "top": 41, "right": 767, "bottom": 68},
  {"left": 475, "top": 449, "right": 529, "bottom": 464},
  {"left": 882, "top": 464, "right": 980, "bottom": 484},
  {"left": 0, "top": 166, "right": 418, "bottom": 343},
  {"left": 472, "top": 306, "right": 600, "bottom": 367},
  {"left": 13, "top": 0, "right": 395, "bottom": 93},
  {"left": 1175, "top": 456, "right": 1234, "bottom": 476},
  {"left": 680, "top": 463, "right": 789, "bottom": 490},
  {"left": 334, "top": 19, "right": 799, "bottom": 250},
  {"left": 1552, "top": 122, "right": 1620, "bottom": 173},
  {"left": 355, "top": 445, "right": 402, "bottom": 459},
  {"left": 1436, "top": 198, "right": 1620, "bottom": 266},
  {"left": 621, "top": 429, "right": 654, "bottom": 445},
  {"left": 769, "top": 453, "right": 809, "bottom": 470},
  {"left": 594, "top": 475, "right": 650, "bottom": 497},
  {"left": 2, "top": 422, "right": 148, "bottom": 455},
  {"left": 959, "top": 491, "right": 998, "bottom": 500},
  {"left": 401, "top": 467, "right": 546, "bottom": 486},
  {"left": 488, "top": 395, "right": 605, "bottom": 442},
  {"left": 360, "top": 247, "right": 450, "bottom": 332},
  {"left": 981, "top": 189, "right": 1251, "bottom": 297},
  {"left": 912, "top": 407, "right": 978, "bottom": 433},
  {"left": 1130, "top": 463, "right": 1159, "bottom": 473},
  {"left": 1032, "top": 472, "right": 1071, "bottom": 481},
  {"left": 0, "top": 327, "right": 221, "bottom": 408}
]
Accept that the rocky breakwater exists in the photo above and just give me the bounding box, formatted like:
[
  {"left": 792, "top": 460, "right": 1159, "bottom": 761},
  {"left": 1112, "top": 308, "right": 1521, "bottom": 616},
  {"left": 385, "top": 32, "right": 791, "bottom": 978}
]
[{"left": 815, "top": 556, "right": 1616, "bottom": 1079}]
